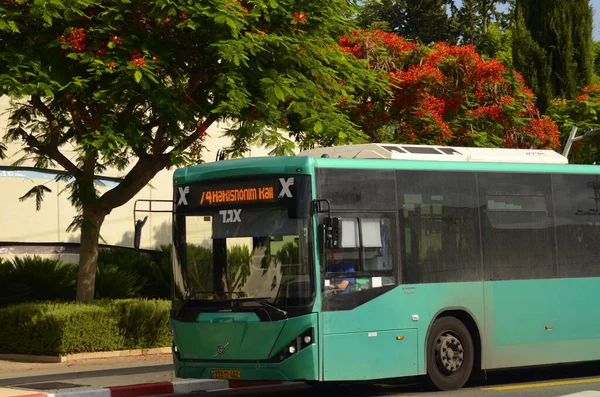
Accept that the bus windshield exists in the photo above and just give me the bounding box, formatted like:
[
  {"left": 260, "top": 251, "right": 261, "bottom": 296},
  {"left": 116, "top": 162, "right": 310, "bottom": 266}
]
[{"left": 172, "top": 176, "right": 313, "bottom": 315}]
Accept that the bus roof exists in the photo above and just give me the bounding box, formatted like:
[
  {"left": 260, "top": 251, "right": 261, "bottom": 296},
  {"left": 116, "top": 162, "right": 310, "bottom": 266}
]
[
  {"left": 298, "top": 143, "right": 569, "bottom": 164},
  {"left": 174, "top": 145, "right": 599, "bottom": 185}
]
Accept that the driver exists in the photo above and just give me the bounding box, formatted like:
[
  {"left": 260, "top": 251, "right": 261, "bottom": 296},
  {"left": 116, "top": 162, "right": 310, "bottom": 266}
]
[{"left": 326, "top": 249, "right": 356, "bottom": 294}]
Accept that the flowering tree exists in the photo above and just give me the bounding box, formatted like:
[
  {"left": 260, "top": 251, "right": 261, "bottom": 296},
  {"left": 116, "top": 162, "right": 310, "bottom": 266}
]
[
  {"left": 0, "top": 0, "right": 381, "bottom": 301},
  {"left": 338, "top": 30, "right": 560, "bottom": 149},
  {"left": 547, "top": 85, "right": 600, "bottom": 164}
]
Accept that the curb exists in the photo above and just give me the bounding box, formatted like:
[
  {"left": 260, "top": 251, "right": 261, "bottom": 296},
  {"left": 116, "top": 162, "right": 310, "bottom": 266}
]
[
  {"left": 11, "top": 380, "right": 286, "bottom": 397},
  {"left": 0, "top": 348, "right": 171, "bottom": 363}
]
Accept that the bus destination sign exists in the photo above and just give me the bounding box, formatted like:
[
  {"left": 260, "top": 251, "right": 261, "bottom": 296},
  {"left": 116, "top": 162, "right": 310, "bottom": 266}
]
[
  {"left": 200, "top": 186, "right": 275, "bottom": 206},
  {"left": 176, "top": 176, "right": 300, "bottom": 210}
]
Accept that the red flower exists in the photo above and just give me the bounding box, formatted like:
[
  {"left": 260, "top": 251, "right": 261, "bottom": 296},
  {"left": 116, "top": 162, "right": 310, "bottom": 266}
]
[
  {"left": 576, "top": 94, "right": 590, "bottom": 102},
  {"left": 110, "top": 35, "right": 123, "bottom": 45},
  {"left": 61, "top": 27, "right": 87, "bottom": 51},
  {"left": 129, "top": 51, "right": 145, "bottom": 66},
  {"left": 338, "top": 29, "right": 557, "bottom": 150},
  {"left": 196, "top": 122, "right": 208, "bottom": 136},
  {"left": 293, "top": 12, "right": 307, "bottom": 23},
  {"left": 468, "top": 104, "right": 504, "bottom": 122}
]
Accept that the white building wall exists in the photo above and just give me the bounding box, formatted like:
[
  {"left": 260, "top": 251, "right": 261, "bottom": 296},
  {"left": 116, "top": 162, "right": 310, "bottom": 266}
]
[{"left": 0, "top": 96, "right": 274, "bottom": 261}]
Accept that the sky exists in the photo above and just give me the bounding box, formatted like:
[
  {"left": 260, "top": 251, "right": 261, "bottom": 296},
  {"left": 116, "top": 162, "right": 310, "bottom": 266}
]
[{"left": 592, "top": 0, "right": 600, "bottom": 40}]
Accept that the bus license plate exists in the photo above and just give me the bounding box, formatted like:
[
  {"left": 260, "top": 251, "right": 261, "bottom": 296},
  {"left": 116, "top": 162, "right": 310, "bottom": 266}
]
[{"left": 211, "top": 369, "right": 241, "bottom": 379}]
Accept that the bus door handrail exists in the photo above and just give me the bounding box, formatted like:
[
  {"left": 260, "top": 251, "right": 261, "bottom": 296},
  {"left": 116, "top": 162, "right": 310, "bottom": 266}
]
[{"left": 132, "top": 199, "right": 174, "bottom": 249}]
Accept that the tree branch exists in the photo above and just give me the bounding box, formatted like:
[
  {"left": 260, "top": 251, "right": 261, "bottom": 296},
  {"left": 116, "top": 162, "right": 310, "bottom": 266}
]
[
  {"left": 170, "top": 114, "right": 218, "bottom": 154},
  {"left": 68, "top": 98, "right": 94, "bottom": 131},
  {"left": 19, "top": 128, "right": 82, "bottom": 178},
  {"left": 30, "top": 95, "right": 61, "bottom": 146},
  {"left": 186, "top": 72, "right": 206, "bottom": 97},
  {"left": 121, "top": 99, "right": 138, "bottom": 119},
  {"left": 67, "top": 100, "right": 89, "bottom": 136},
  {"left": 152, "top": 121, "right": 168, "bottom": 156},
  {"left": 100, "top": 155, "right": 169, "bottom": 210},
  {"left": 103, "top": 116, "right": 220, "bottom": 210}
]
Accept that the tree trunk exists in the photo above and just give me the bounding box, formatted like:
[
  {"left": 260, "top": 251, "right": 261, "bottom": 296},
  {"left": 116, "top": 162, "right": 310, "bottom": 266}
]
[{"left": 76, "top": 206, "right": 107, "bottom": 302}]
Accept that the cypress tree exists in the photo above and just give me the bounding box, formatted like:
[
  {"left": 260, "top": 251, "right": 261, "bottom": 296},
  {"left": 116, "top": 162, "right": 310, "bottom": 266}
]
[
  {"left": 401, "top": 0, "right": 454, "bottom": 44},
  {"left": 455, "top": 0, "right": 479, "bottom": 45},
  {"left": 512, "top": 8, "right": 552, "bottom": 106},
  {"left": 453, "top": 0, "right": 510, "bottom": 46},
  {"left": 513, "top": 0, "right": 593, "bottom": 111},
  {"left": 357, "top": 0, "right": 454, "bottom": 44},
  {"left": 572, "top": 1, "right": 594, "bottom": 90}
]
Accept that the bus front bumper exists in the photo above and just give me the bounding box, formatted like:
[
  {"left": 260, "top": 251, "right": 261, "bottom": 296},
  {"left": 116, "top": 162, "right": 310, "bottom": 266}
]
[{"left": 173, "top": 343, "right": 318, "bottom": 381}]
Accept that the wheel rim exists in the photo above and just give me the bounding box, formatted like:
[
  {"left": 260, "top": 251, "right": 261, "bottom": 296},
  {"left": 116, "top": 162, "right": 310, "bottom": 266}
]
[{"left": 434, "top": 330, "right": 465, "bottom": 375}]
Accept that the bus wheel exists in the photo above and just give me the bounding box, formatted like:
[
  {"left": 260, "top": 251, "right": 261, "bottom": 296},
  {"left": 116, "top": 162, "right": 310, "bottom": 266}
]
[{"left": 426, "top": 316, "right": 474, "bottom": 391}]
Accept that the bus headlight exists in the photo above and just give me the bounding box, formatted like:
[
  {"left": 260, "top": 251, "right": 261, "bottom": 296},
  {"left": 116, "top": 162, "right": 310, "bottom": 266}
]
[
  {"left": 275, "top": 327, "right": 314, "bottom": 362},
  {"left": 172, "top": 342, "right": 181, "bottom": 360}
]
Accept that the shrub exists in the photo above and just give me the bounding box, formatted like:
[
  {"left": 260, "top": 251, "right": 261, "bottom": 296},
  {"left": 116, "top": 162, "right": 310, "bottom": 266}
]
[
  {"left": 0, "top": 256, "right": 77, "bottom": 306},
  {"left": 95, "top": 248, "right": 152, "bottom": 299},
  {"left": 0, "top": 300, "right": 170, "bottom": 355},
  {"left": 142, "top": 245, "right": 172, "bottom": 300},
  {"left": 0, "top": 302, "right": 124, "bottom": 355},
  {"left": 0, "top": 247, "right": 175, "bottom": 304},
  {"left": 111, "top": 299, "right": 171, "bottom": 349}
]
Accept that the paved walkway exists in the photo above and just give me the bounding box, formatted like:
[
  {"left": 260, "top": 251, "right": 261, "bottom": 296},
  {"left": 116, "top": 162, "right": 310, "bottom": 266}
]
[{"left": 0, "top": 354, "right": 176, "bottom": 396}]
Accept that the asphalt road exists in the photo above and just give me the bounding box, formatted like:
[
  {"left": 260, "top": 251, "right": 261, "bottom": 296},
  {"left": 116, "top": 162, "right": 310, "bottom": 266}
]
[{"left": 191, "top": 362, "right": 600, "bottom": 397}]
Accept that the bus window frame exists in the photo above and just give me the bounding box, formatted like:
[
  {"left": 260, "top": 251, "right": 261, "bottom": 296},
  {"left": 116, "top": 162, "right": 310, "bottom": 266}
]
[{"left": 318, "top": 210, "right": 400, "bottom": 300}]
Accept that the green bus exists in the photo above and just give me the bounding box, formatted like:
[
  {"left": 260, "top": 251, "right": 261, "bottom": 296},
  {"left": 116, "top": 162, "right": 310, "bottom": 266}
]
[{"left": 169, "top": 143, "right": 600, "bottom": 391}]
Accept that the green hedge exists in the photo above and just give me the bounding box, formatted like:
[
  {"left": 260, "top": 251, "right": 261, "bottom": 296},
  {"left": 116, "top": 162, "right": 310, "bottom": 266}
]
[
  {"left": 0, "top": 248, "right": 173, "bottom": 305},
  {"left": 0, "top": 299, "right": 171, "bottom": 356}
]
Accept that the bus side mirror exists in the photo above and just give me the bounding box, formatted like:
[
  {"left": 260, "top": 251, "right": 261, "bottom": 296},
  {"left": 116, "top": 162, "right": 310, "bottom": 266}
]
[{"left": 322, "top": 217, "right": 341, "bottom": 249}]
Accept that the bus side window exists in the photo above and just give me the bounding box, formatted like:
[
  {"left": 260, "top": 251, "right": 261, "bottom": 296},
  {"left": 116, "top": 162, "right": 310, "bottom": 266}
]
[{"left": 323, "top": 215, "right": 396, "bottom": 295}]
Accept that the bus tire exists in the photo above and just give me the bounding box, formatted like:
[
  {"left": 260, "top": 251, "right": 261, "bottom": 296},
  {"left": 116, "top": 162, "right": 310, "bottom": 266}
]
[{"left": 426, "top": 316, "right": 474, "bottom": 391}]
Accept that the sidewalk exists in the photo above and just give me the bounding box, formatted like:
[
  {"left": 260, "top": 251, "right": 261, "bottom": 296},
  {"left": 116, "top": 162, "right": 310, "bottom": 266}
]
[
  {"left": 0, "top": 354, "right": 216, "bottom": 397},
  {"left": 0, "top": 354, "right": 281, "bottom": 397}
]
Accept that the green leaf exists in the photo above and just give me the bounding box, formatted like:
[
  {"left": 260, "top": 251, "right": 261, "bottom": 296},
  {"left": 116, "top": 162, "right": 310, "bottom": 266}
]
[
  {"left": 42, "top": 14, "right": 53, "bottom": 26},
  {"left": 274, "top": 86, "right": 285, "bottom": 102},
  {"left": 8, "top": 21, "right": 20, "bottom": 33},
  {"left": 314, "top": 121, "right": 323, "bottom": 133},
  {"left": 19, "top": 185, "right": 52, "bottom": 211},
  {"left": 134, "top": 71, "right": 143, "bottom": 83},
  {"left": 226, "top": 18, "right": 237, "bottom": 31}
]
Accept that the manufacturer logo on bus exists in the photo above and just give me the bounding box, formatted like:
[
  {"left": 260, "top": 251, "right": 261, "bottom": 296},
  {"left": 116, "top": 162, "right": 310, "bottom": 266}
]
[{"left": 214, "top": 342, "right": 230, "bottom": 357}]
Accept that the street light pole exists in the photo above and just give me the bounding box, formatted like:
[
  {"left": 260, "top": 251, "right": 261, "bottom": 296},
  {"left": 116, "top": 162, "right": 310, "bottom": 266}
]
[{"left": 562, "top": 126, "right": 600, "bottom": 158}]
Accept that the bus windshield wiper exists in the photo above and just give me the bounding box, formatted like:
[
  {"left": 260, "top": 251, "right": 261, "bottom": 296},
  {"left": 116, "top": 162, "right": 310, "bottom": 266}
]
[
  {"left": 177, "top": 289, "right": 245, "bottom": 317},
  {"left": 176, "top": 291, "right": 287, "bottom": 319},
  {"left": 236, "top": 297, "right": 288, "bottom": 319}
]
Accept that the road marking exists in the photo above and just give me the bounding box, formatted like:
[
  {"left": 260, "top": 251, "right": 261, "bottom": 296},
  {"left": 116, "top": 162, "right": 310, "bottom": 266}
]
[
  {"left": 557, "top": 392, "right": 600, "bottom": 397},
  {"left": 482, "top": 377, "right": 600, "bottom": 391}
]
